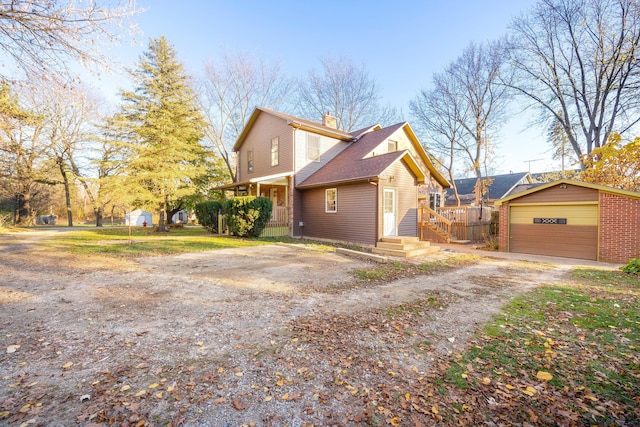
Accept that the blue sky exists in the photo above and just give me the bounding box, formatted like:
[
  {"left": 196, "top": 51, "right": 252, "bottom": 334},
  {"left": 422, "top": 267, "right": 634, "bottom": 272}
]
[{"left": 98, "top": 0, "right": 553, "bottom": 176}]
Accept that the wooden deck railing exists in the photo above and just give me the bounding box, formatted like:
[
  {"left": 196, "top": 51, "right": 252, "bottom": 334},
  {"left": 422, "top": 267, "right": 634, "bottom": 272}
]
[
  {"left": 436, "top": 206, "right": 492, "bottom": 241},
  {"left": 418, "top": 206, "right": 452, "bottom": 243},
  {"left": 261, "top": 206, "right": 289, "bottom": 237},
  {"left": 267, "top": 206, "right": 288, "bottom": 227}
]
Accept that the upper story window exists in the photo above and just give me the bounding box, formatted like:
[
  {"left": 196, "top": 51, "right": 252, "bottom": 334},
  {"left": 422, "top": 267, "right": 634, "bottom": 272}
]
[
  {"left": 325, "top": 188, "right": 337, "bottom": 213},
  {"left": 388, "top": 140, "right": 398, "bottom": 152},
  {"left": 271, "top": 137, "right": 279, "bottom": 166},
  {"left": 247, "top": 149, "right": 254, "bottom": 173},
  {"left": 307, "top": 134, "right": 320, "bottom": 161}
]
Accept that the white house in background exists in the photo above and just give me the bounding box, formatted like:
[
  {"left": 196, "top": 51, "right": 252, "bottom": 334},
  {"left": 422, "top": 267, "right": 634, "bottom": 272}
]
[
  {"left": 125, "top": 209, "right": 152, "bottom": 226},
  {"left": 171, "top": 210, "right": 188, "bottom": 224}
]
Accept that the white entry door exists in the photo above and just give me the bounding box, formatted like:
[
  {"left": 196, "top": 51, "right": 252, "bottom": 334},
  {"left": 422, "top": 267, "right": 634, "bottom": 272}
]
[{"left": 383, "top": 188, "right": 397, "bottom": 236}]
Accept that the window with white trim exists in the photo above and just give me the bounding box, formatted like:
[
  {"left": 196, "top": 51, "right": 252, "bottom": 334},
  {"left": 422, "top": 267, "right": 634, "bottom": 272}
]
[
  {"left": 271, "top": 137, "right": 279, "bottom": 166},
  {"left": 429, "top": 192, "right": 441, "bottom": 210},
  {"left": 388, "top": 140, "right": 398, "bottom": 152},
  {"left": 325, "top": 188, "right": 337, "bottom": 213},
  {"left": 247, "top": 149, "right": 254, "bottom": 173},
  {"left": 307, "top": 134, "right": 320, "bottom": 161}
]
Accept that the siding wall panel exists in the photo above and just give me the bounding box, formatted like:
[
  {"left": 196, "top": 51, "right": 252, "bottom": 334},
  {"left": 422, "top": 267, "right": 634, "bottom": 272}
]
[
  {"left": 384, "top": 160, "right": 418, "bottom": 237},
  {"left": 237, "top": 114, "right": 293, "bottom": 181},
  {"left": 294, "top": 129, "right": 350, "bottom": 185},
  {"left": 300, "top": 183, "right": 377, "bottom": 245},
  {"left": 514, "top": 184, "right": 598, "bottom": 204}
]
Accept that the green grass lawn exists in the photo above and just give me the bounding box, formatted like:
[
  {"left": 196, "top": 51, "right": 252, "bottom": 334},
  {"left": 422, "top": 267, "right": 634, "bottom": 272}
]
[
  {"left": 439, "top": 266, "right": 639, "bottom": 425},
  {"left": 28, "top": 226, "right": 273, "bottom": 257}
]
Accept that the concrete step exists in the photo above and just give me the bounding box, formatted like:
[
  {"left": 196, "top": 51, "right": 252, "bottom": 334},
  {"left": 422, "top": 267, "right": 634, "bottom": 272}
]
[
  {"left": 372, "top": 245, "right": 440, "bottom": 258},
  {"left": 376, "top": 241, "right": 432, "bottom": 251},
  {"left": 380, "top": 236, "right": 420, "bottom": 244}
]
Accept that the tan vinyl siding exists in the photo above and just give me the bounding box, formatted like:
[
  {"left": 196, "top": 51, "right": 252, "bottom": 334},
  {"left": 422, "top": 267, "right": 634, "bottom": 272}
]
[
  {"left": 294, "top": 129, "right": 350, "bottom": 185},
  {"left": 513, "top": 183, "right": 598, "bottom": 204},
  {"left": 237, "top": 113, "right": 293, "bottom": 182},
  {"left": 300, "top": 183, "right": 377, "bottom": 245},
  {"left": 392, "top": 128, "right": 431, "bottom": 178},
  {"left": 383, "top": 160, "right": 419, "bottom": 237}
]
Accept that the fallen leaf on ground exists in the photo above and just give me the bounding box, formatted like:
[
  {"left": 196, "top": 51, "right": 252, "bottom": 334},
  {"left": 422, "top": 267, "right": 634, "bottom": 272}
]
[{"left": 536, "top": 371, "right": 553, "bottom": 381}]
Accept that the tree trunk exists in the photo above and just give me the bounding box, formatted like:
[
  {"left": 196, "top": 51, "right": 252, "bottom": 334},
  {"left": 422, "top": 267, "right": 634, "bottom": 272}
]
[
  {"left": 157, "top": 200, "right": 167, "bottom": 232},
  {"left": 166, "top": 204, "right": 184, "bottom": 225},
  {"left": 58, "top": 160, "right": 73, "bottom": 227},
  {"left": 94, "top": 206, "right": 103, "bottom": 227}
]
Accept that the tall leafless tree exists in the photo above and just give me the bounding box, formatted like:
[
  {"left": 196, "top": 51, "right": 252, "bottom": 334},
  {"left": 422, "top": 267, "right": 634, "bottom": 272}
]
[
  {"left": 0, "top": 0, "right": 142, "bottom": 80},
  {"left": 412, "top": 40, "right": 512, "bottom": 186},
  {"left": 411, "top": 70, "right": 467, "bottom": 206},
  {"left": 508, "top": 0, "right": 640, "bottom": 169},
  {"left": 199, "top": 50, "right": 293, "bottom": 181},
  {"left": 295, "top": 56, "right": 399, "bottom": 132}
]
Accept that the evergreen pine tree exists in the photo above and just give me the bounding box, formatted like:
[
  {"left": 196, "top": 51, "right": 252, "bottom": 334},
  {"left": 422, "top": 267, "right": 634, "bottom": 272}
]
[{"left": 114, "top": 36, "right": 206, "bottom": 231}]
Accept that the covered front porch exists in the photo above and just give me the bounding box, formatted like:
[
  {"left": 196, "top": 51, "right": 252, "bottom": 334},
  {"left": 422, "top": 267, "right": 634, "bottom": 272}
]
[{"left": 217, "top": 172, "right": 292, "bottom": 237}]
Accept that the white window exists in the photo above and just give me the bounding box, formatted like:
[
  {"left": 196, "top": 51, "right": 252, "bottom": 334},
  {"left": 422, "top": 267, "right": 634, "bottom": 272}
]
[
  {"left": 388, "top": 140, "right": 398, "bottom": 152},
  {"left": 307, "top": 134, "right": 320, "bottom": 161},
  {"left": 271, "top": 136, "right": 279, "bottom": 166},
  {"left": 247, "top": 149, "right": 254, "bottom": 173},
  {"left": 325, "top": 188, "right": 337, "bottom": 213},
  {"left": 429, "top": 192, "right": 441, "bottom": 210}
]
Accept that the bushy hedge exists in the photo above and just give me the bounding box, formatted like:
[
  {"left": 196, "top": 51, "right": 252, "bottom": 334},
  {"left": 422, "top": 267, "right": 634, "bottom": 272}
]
[
  {"left": 226, "top": 196, "right": 272, "bottom": 238},
  {"left": 194, "top": 200, "right": 225, "bottom": 233},
  {"left": 194, "top": 197, "right": 273, "bottom": 237}
]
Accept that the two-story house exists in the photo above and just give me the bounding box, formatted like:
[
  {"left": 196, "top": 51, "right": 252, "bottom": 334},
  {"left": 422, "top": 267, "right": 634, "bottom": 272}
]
[{"left": 218, "top": 107, "right": 449, "bottom": 247}]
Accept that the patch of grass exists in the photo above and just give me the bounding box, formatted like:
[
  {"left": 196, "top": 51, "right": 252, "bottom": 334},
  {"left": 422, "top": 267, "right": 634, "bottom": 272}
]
[
  {"left": 439, "top": 266, "right": 640, "bottom": 426},
  {"left": 32, "top": 226, "right": 268, "bottom": 258},
  {"left": 353, "top": 254, "right": 482, "bottom": 285}
]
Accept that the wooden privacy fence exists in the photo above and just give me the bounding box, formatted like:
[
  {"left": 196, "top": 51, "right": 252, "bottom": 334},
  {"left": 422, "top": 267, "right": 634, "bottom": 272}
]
[{"left": 436, "top": 206, "right": 492, "bottom": 241}]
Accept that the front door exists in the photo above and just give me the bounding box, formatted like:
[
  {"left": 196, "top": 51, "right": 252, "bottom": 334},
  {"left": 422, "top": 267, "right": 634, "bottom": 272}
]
[{"left": 383, "top": 188, "right": 397, "bottom": 236}]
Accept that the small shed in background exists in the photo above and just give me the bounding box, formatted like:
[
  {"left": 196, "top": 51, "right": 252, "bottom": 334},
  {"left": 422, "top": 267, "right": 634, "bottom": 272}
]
[
  {"left": 496, "top": 180, "right": 640, "bottom": 263},
  {"left": 125, "top": 209, "right": 153, "bottom": 226}
]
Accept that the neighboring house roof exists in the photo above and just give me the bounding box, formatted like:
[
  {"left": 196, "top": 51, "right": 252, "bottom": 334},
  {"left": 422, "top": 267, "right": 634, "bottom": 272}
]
[
  {"left": 297, "top": 122, "right": 449, "bottom": 189},
  {"left": 233, "top": 107, "right": 354, "bottom": 151},
  {"left": 447, "top": 172, "right": 531, "bottom": 202},
  {"left": 495, "top": 179, "right": 640, "bottom": 205}
]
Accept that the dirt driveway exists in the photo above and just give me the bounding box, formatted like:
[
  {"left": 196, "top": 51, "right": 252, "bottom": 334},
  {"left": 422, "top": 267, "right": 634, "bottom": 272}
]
[{"left": 0, "top": 230, "right": 595, "bottom": 426}]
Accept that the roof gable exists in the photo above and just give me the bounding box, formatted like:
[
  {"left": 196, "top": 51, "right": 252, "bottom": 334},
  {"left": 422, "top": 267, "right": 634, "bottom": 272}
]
[
  {"left": 233, "top": 107, "right": 354, "bottom": 151},
  {"left": 495, "top": 179, "right": 640, "bottom": 204},
  {"left": 297, "top": 122, "right": 445, "bottom": 188}
]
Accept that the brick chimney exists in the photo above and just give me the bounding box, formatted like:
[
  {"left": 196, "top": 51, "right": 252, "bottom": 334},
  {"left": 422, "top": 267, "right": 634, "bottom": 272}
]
[{"left": 322, "top": 111, "right": 337, "bottom": 129}]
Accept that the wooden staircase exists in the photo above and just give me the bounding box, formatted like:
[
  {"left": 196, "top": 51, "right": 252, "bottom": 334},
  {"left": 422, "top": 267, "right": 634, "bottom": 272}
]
[{"left": 372, "top": 236, "right": 440, "bottom": 258}]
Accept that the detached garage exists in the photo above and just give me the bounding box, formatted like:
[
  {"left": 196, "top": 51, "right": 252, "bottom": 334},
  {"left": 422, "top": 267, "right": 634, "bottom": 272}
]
[{"left": 496, "top": 180, "right": 640, "bottom": 263}]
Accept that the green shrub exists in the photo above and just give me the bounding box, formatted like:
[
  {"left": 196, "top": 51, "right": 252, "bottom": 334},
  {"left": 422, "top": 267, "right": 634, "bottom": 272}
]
[
  {"left": 620, "top": 258, "right": 640, "bottom": 276},
  {"left": 194, "top": 201, "right": 225, "bottom": 233},
  {"left": 225, "top": 196, "right": 272, "bottom": 238}
]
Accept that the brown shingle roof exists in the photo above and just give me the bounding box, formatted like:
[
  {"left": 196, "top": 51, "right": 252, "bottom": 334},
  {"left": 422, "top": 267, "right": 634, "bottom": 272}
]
[{"left": 297, "top": 122, "right": 412, "bottom": 188}]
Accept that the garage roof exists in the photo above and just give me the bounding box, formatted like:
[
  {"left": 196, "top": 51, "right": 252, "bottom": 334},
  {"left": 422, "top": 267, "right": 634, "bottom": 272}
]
[{"left": 495, "top": 179, "right": 640, "bottom": 205}]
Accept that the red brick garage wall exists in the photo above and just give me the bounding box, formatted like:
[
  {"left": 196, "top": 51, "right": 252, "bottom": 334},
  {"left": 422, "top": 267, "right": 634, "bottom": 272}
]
[
  {"left": 498, "top": 203, "right": 509, "bottom": 252},
  {"left": 599, "top": 192, "right": 640, "bottom": 263}
]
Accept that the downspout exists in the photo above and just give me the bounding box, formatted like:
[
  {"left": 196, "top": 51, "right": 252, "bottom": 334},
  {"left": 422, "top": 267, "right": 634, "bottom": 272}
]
[{"left": 293, "top": 127, "right": 299, "bottom": 238}]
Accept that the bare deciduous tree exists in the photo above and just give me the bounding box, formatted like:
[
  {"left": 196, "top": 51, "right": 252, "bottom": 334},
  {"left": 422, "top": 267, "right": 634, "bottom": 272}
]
[
  {"left": 508, "top": 0, "right": 640, "bottom": 169},
  {"left": 412, "top": 40, "right": 511, "bottom": 190},
  {"left": 411, "top": 71, "right": 466, "bottom": 206},
  {"left": 199, "top": 51, "right": 293, "bottom": 181},
  {"left": 452, "top": 41, "right": 511, "bottom": 179},
  {"left": 0, "top": 0, "right": 142, "bottom": 79},
  {"left": 295, "top": 56, "right": 399, "bottom": 132}
]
